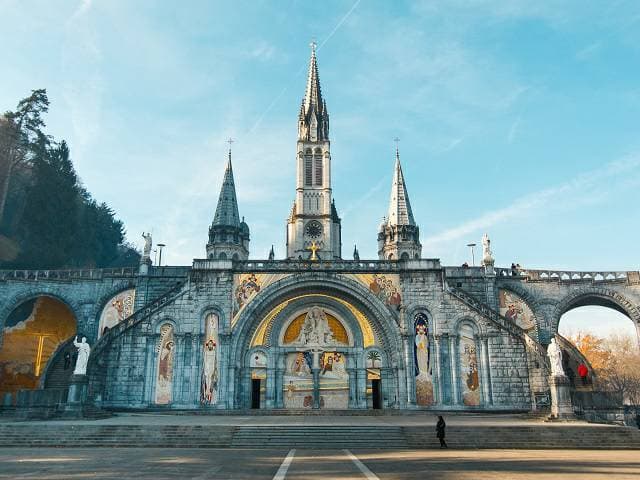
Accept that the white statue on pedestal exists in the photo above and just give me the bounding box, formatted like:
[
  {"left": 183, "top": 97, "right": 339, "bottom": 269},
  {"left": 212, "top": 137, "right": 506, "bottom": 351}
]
[
  {"left": 482, "top": 233, "right": 494, "bottom": 266},
  {"left": 142, "top": 232, "right": 152, "bottom": 259},
  {"left": 73, "top": 336, "right": 91, "bottom": 375},
  {"left": 547, "top": 336, "right": 565, "bottom": 377}
]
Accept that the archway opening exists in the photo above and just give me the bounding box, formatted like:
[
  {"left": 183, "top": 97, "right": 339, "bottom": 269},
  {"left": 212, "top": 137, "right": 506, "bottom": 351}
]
[
  {"left": 0, "top": 296, "right": 76, "bottom": 399},
  {"left": 559, "top": 304, "right": 639, "bottom": 399}
]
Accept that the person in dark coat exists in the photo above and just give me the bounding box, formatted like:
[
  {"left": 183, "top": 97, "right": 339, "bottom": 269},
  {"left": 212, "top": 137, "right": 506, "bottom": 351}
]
[{"left": 436, "top": 416, "right": 448, "bottom": 448}]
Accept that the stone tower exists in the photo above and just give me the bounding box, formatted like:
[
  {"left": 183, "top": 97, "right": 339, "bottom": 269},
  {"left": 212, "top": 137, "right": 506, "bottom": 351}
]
[
  {"left": 206, "top": 149, "right": 250, "bottom": 261},
  {"left": 378, "top": 147, "right": 421, "bottom": 260},
  {"left": 286, "top": 43, "right": 342, "bottom": 260}
]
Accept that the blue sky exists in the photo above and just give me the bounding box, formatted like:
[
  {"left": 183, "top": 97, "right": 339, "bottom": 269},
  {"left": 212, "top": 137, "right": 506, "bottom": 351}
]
[{"left": 2, "top": 1, "right": 639, "bottom": 336}]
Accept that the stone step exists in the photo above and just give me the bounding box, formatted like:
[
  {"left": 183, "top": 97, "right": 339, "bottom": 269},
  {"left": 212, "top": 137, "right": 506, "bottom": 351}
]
[{"left": 0, "top": 423, "right": 638, "bottom": 449}]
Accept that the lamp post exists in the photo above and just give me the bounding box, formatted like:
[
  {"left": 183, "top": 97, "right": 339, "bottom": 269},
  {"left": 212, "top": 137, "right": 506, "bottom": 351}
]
[
  {"left": 157, "top": 243, "right": 166, "bottom": 267},
  {"left": 466, "top": 243, "right": 477, "bottom": 266}
]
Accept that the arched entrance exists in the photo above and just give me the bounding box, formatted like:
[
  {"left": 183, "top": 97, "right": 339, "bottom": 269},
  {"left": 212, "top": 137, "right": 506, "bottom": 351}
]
[
  {"left": 0, "top": 296, "right": 76, "bottom": 401},
  {"left": 231, "top": 275, "right": 403, "bottom": 410}
]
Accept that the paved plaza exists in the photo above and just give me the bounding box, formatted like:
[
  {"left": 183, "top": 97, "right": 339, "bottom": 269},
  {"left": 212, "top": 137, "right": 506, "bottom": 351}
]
[{"left": 0, "top": 447, "right": 639, "bottom": 479}]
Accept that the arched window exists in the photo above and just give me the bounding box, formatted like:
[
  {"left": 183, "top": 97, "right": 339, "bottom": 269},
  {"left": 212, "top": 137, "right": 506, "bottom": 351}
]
[
  {"left": 218, "top": 252, "right": 227, "bottom": 260},
  {"left": 401, "top": 252, "right": 410, "bottom": 260},
  {"left": 314, "top": 151, "right": 323, "bottom": 186},
  {"left": 304, "top": 151, "right": 313, "bottom": 186},
  {"left": 155, "top": 323, "right": 175, "bottom": 405},
  {"left": 232, "top": 253, "right": 239, "bottom": 261}
]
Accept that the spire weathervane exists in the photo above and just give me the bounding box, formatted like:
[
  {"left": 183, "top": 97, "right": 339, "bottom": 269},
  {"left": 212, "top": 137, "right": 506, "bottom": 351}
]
[{"left": 310, "top": 38, "right": 317, "bottom": 52}]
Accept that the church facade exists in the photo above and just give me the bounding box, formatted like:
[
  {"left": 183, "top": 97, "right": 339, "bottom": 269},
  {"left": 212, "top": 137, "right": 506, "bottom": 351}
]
[
  {"left": 2, "top": 46, "right": 640, "bottom": 413},
  {"left": 86, "top": 45, "right": 547, "bottom": 412}
]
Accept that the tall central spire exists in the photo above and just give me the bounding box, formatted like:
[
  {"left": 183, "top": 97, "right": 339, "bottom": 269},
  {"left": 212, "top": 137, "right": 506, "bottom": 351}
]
[
  {"left": 212, "top": 150, "right": 240, "bottom": 227},
  {"left": 298, "top": 42, "right": 329, "bottom": 142},
  {"left": 288, "top": 43, "right": 341, "bottom": 259},
  {"left": 303, "top": 41, "right": 323, "bottom": 113}
]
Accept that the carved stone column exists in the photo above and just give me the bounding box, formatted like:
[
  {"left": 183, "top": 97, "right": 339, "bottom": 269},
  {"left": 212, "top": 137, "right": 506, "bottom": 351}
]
[
  {"left": 449, "top": 334, "right": 460, "bottom": 405},
  {"left": 479, "top": 335, "right": 493, "bottom": 406},
  {"left": 401, "top": 333, "right": 415, "bottom": 406},
  {"left": 434, "top": 335, "right": 443, "bottom": 405}
]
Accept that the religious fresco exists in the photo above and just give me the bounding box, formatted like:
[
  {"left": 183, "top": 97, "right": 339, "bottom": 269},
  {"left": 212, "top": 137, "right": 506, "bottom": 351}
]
[
  {"left": 459, "top": 323, "right": 480, "bottom": 406},
  {"left": 351, "top": 273, "right": 402, "bottom": 308},
  {"left": 498, "top": 290, "right": 536, "bottom": 335},
  {"left": 201, "top": 313, "right": 218, "bottom": 405},
  {"left": 97, "top": 289, "right": 135, "bottom": 338},
  {"left": 250, "top": 294, "right": 375, "bottom": 348},
  {"left": 319, "top": 351, "right": 349, "bottom": 409},
  {"left": 0, "top": 297, "right": 76, "bottom": 399},
  {"left": 414, "top": 313, "right": 434, "bottom": 406},
  {"left": 232, "top": 273, "right": 291, "bottom": 326},
  {"left": 283, "top": 352, "right": 314, "bottom": 408},
  {"left": 155, "top": 324, "right": 175, "bottom": 405}
]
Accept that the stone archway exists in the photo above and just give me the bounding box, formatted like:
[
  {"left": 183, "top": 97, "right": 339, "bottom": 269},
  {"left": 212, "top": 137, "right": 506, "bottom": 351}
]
[
  {"left": 0, "top": 295, "right": 77, "bottom": 400},
  {"left": 552, "top": 288, "right": 640, "bottom": 346},
  {"left": 230, "top": 273, "right": 404, "bottom": 410}
]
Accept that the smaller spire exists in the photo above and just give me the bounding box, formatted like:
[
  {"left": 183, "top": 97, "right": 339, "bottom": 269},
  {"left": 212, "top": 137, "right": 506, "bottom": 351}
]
[
  {"left": 353, "top": 244, "right": 360, "bottom": 261},
  {"left": 268, "top": 245, "right": 275, "bottom": 261},
  {"left": 212, "top": 148, "right": 241, "bottom": 227},
  {"left": 387, "top": 144, "right": 416, "bottom": 227}
]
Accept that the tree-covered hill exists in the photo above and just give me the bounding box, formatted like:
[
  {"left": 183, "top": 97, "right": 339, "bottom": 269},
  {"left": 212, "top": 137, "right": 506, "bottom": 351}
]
[{"left": 0, "top": 89, "right": 139, "bottom": 269}]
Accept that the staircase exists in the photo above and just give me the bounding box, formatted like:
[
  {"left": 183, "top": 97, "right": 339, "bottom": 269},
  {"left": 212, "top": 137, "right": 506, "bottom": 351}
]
[
  {"left": 0, "top": 422, "right": 639, "bottom": 449},
  {"left": 231, "top": 425, "right": 408, "bottom": 449},
  {"left": 0, "top": 424, "right": 235, "bottom": 448},
  {"left": 405, "top": 424, "right": 640, "bottom": 449},
  {"left": 447, "top": 285, "right": 550, "bottom": 375}
]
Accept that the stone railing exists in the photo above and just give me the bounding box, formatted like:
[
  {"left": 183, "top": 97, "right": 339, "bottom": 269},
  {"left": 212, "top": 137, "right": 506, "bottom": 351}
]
[
  {"left": 0, "top": 267, "right": 137, "bottom": 282},
  {"left": 192, "top": 258, "right": 442, "bottom": 273},
  {"left": 89, "top": 280, "right": 187, "bottom": 361},
  {"left": 495, "top": 267, "right": 638, "bottom": 285},
  {"left": 446, "top": 285, "right": 550, "bottom": 372}
]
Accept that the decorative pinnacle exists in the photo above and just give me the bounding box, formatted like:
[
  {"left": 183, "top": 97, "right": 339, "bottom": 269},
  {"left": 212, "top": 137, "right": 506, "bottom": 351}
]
[{"left": 227, "top": 138, "right": 234, "bottom": 159}]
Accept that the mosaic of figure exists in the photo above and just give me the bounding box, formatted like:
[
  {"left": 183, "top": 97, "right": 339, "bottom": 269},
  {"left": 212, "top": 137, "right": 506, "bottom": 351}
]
[
  {"left": 459, "top": 323, "right": 480, "bottom": 406},
  {"left": 234, "top": 274, "right": 261, "bottom": 311},
  {"left": 498, "top": 290, "right": 535, "bottom": 335},
  {"left": 414, "top": 313, "right": 434, "bottom": 406},
  {"left": 284, "top": 352, "right": 313, "bottom": 408},
  {"left": 320, "top": 351, "right": 349, "bottom": 408},
  {"left": 367, "top": 274, "right": 402, "bottom": 308},
  {"left": 201, "top": 313, "right": 219, "bottom": 405},
  {"left": 98, "top": 290, "right": 135, "bottom": 338},
  {"left": 155, "top": 324, "right": 175, "bottom": 404}
]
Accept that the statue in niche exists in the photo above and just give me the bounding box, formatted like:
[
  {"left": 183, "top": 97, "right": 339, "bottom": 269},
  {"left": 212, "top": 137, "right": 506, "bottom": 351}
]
[
  {"left": 295, "top": 307, "right": 336, "bottom": 346},
  {"left": 72, "top": 336, "right": 91, "bottom": 375},
  {"left": 547, "top": 336, "right": 565, "bottom": 377}
]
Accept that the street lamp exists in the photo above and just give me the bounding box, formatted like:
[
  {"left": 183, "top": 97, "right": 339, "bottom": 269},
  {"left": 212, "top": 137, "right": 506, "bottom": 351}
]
[
  {"left": 157, "top": 243, "right": 166, "bottom": 267},
  {"left": 466, "top": 243, "right": 477, "bottom": 266}
]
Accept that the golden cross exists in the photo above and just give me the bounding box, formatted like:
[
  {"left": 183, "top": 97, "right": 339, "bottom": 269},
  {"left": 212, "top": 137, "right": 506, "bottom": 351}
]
[{"left": 306, "top": 241, "right": 321, "bottom": 261}]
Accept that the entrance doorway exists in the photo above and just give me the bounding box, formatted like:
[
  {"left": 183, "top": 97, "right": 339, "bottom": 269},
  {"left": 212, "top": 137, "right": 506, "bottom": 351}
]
[
  {"left": 371, "top": 378, "right": 382, "bottom": 409},
  {"left": 251, "top": 379, "right": 261, "bottom": 409}
]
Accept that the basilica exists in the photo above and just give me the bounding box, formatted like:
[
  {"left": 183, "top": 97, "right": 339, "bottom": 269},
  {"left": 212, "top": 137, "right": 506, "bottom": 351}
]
[{"left": 2, "top": 45, "right": 638, "bottom": 415}]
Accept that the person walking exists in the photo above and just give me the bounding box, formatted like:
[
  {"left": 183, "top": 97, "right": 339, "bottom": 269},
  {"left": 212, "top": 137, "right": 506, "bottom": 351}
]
[{"left": 436, "top": 415, "right": 448, "bottom": 448}]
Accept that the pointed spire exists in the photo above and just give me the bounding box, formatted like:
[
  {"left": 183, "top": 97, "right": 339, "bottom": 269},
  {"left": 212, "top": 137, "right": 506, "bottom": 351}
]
[
  {"left": 303, "top": 40, "right": 323, "bottom": 114},
  {"left": 387, "top": 145, "right": 416, "bottom": 227},
  {"left": 268, "top": 245, "right": 275, "bottom": 261},
  {"left": 298, "top": 41, "right": 329, "bottom": 142},
  {"left": 212, "top": 149, "right": 241, "bottom": 227}
]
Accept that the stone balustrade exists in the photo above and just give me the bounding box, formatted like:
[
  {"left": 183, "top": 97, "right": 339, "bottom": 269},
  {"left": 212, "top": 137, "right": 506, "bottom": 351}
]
[{"left": 495, "top": 267, "right": 639, "bottom": 285}]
